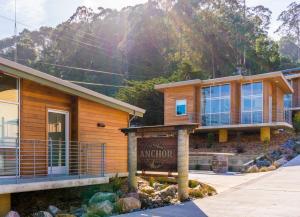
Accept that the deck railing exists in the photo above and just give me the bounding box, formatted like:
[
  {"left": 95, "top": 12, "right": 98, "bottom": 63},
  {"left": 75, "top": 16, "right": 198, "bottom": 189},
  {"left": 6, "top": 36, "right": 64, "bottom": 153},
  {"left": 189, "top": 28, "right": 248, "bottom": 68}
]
[
  {"left": 182, "top": 110, "right": 293, "bottom": 126},
  {"left": 0, "top": 139, "right": 106, "bottom": 184}
]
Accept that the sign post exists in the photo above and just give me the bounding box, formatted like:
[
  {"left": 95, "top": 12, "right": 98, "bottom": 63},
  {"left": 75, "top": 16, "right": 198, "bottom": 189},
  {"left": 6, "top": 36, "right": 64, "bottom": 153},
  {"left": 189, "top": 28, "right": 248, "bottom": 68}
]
[{"left": 121, "top": 124, "right": 198, "bottom": 201}]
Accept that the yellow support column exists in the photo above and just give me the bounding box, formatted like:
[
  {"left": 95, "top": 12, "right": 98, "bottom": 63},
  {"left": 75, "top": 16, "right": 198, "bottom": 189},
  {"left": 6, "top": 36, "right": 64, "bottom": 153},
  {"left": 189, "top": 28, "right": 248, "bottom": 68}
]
[
  {"left": 260, "top": 127, "right": 270, "bottom": 142},
  {"left": 219, "top": 129, "right": 228, "bottom": 143},
  {"left": 0, "top": 193, "right": 11, "bottom": 216}
]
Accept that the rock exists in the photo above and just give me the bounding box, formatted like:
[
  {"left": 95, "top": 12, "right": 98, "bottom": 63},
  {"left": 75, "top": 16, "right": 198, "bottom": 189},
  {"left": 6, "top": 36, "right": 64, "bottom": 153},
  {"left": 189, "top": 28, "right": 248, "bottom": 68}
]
[
  {"left": 31, "top": 211, "right": 53, "bottom": 217},
  {"left": 153, "top": 182, "right": 164, "bottom": 191},
  {"left": 138, "top": 192, "right": 153, "bottom": 208},
  {"left": 89, "top": 192, "right": 118, "bottom": 204},
  {"left": 71, "top": 208, "right": 84, "bottom": 217},
  {"left": 268, "top": 165, "right": 277, "bottom": 171},
  {"left": 48, "top": 205, "right": 61, "bottom": 216},
  {"left": 256, "top": 159, "right": 271, "bottom": 167},
  {"left": 156, "top": 185, "right": 177, "bottom": 200},
  {"left": 5, "top": 211, "right": 20, "bottom": 217},
  {"left": 140, "top": 186, "right": 155, "bottom": 194},
  {"left": 88, "top": 200, "right": 113, "bottom": 215},
  {"left": 246, "top": 165, "right": 259, "bottom": 173},
  {"left": 125, "top": 192, "right": 139, "bottom": 200},
  {"left": 118, "top": 197, "right": 141, "bottom": 213},
  {"left": 274, "top": 157, "right": 288, "bottom": 168},
  {"left": 55, "top": 215, "right": 76, "bottom": 217}
]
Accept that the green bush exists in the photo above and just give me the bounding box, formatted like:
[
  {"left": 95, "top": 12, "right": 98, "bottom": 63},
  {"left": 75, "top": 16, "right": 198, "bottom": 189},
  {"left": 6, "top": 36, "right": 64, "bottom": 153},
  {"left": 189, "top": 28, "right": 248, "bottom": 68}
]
[
  {"left": 195, "top": 164, "right": 201, "bottom": 170},
  {"left": 207, "top": 133, "right": 215, "bottom": 148},
  {"left": 293, "top": 113, "right": 300, "bottom": 132},
  {"left": 188, "top": 180, "right": 200, "bottom": 188},
  {"left": 111, "top": 174, "right": 123, "bottom": 192},
  {"left": 149, "top": 177, "right": 155, "bottom": 187}
]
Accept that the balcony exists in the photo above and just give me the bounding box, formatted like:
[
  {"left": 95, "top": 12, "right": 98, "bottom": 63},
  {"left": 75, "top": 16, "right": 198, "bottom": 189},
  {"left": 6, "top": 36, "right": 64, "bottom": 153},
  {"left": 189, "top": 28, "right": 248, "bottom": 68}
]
[
  {"left": 0, "top": 140, "right": 109, "bottom": 194},
  {"left": 180, "top": 110, "right": 293, "bottom": 130}
]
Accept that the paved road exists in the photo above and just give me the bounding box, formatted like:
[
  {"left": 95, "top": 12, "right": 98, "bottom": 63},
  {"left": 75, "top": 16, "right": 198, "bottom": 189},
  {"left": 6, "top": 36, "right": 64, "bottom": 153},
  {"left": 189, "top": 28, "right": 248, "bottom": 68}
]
[{"left": 119, "top": 155, "right": 300, "bottom": 217}]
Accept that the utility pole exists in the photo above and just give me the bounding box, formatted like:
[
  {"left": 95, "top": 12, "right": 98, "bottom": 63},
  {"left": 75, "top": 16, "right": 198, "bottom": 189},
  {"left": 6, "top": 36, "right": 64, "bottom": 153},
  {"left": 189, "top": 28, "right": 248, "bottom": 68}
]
[{"left": 14, "top": 0, "right": 18, "bottom": 62}]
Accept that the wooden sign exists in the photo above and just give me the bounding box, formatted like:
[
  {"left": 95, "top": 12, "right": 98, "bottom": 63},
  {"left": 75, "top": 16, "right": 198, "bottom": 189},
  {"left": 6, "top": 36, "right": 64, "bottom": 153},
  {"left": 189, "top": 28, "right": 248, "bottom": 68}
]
[{"left": 137, "top": 137, "right": 177, "bottom": 172}]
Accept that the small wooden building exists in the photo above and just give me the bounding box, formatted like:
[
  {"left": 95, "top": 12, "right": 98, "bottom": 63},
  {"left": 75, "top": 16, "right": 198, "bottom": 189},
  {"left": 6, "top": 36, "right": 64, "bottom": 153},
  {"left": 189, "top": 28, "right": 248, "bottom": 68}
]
[{"left": 0, "top": 57, "right": 145, "bottom": 194}]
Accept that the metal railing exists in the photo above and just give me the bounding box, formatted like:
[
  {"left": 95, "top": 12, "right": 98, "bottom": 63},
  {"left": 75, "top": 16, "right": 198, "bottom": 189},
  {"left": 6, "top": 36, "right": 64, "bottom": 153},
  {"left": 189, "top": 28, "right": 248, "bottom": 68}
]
[
  {"left": 0, "top": 139, "right": 106, "bottom": 184},
  {"left": 181, "top": 110, "right": 293, "bottom": 126}
]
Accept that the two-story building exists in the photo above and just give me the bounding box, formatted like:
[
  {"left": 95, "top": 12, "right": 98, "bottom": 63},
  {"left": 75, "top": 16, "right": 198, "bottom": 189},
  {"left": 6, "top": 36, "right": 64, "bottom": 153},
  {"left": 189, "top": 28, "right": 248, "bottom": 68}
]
[{"left": 155, "top": 70, "right": 299, "bottom": 144}]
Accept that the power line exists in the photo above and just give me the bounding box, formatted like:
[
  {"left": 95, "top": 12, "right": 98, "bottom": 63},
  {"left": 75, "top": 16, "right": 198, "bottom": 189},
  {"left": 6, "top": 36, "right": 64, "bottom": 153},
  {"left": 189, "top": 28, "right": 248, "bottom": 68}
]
[
  {"left": 0, "top": 15, "right": 30, "bottom": 28},
  {"left": 67, "top": 80, "right": 125, "bottom": 88},
  {"left": 17, "top": 58, "right": 124, "bottom": 76}
]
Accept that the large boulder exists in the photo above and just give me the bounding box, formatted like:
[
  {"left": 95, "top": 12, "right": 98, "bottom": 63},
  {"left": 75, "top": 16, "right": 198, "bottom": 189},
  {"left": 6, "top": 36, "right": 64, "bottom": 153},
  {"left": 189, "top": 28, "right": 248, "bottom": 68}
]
[
  {"left": 156, "top": 185, "right": 177, "bottom": 200},
  {"left": 31, "top": 211, "right": 53, "bottom": 217},
  {"left": 87, "top": 200, "right": 113, "bottom": 216},
  {"left": 55, "top": 214, "right": 76, "bottom": 217},
  {"left": 5, "top": 211, "right": 20, "bottom": 217},
  {"left": 118, "top": 197, "right": 141, "bottom": 213},
  {"left": 274, "top": 157, "right": 288, "bottom": 168},
  {"left": 246, "top": 165, "right": 259, "bottom": 173},
  {"left": 89, "top": 192, "right": 118, "bottom": 205},
  {"left": 48, "top": 205, "right": 61, "bottom": 216},
  {"left": 71, "top": 208, "right": 84, "bottom": 217},
  {"left": 125, "top": 192, "right": 139, "bottom": 200}
]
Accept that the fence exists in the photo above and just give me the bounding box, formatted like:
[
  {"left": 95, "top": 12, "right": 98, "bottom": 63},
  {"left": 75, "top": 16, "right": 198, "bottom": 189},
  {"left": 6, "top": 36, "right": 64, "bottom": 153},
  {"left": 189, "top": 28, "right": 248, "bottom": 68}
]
[{"left": 0, "top": 139, "right": 106, "bottom": 183}]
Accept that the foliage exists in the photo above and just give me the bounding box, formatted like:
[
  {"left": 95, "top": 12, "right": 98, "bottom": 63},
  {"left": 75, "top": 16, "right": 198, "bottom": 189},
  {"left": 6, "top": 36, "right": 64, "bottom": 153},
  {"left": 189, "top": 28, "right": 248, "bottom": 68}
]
[
  {"left": 0, "top": 1, "right": 299, "bottom": 125},
  {"left": 188, "top": 180, "right": 200, "bottom": 188},
  {"left": 207, "top": 133, "right": 215, "bottom": 148},
  {"left": 263, "top": 138, "right": 270, "bottom": 154},
  {"left": 293, "top": 112, "right": 300, "bottom": 132},
  {"left": 111, "top": 174, "right": 123, "bottom": 192},
  {"left": 149, "top": 177, "right": 155, "bottom": 187}
]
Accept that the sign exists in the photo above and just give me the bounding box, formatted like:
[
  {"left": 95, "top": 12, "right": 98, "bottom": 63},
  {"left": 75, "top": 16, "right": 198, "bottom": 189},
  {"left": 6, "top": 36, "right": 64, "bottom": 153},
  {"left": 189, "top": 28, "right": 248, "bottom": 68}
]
[{"left": 137, "top": 137, "right": 177, "bottom": 172}]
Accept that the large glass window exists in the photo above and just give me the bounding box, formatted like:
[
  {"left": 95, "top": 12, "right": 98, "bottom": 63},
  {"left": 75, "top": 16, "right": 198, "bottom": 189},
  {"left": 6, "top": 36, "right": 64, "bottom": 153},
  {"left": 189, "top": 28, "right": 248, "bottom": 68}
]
[
  {"left": 241, "top": 82, "right": 263, "bottom": 124},
  {"left": 201, "top": 84, "right": 230, "bottom": 126},
  {"left": 0, "top": 73, "right": 19, "bottom": 176}
]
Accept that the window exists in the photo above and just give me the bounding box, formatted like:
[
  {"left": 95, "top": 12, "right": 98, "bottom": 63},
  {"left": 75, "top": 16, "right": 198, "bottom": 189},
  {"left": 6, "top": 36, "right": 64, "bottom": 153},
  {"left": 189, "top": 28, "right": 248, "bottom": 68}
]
[
  {"left": 176, "top": 99, "right": 187, "bottom": 116},
  {"left": 201, "top": 84, "right": 230, "bottom": 126},
  {"left": 0, "top": 73, "right": 19, "bottom": 176},
  {"left": 0, "top": 73, "right": 19, "bottom": 147},
  {"left": 241, "top": 82, "right": 263, "bottom": 124}
]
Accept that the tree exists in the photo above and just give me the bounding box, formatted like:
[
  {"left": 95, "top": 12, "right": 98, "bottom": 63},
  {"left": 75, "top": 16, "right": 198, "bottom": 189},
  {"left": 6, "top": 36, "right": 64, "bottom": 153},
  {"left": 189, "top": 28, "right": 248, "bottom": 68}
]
[{"left": 276, "top": 2, "right": 300, "bottom": 62}]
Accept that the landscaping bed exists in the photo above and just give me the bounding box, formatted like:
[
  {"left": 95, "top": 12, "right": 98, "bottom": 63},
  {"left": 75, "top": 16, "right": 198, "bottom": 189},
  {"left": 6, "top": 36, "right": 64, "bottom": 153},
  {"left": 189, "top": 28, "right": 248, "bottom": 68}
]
[
  {"left": 7, "top": 176, "right": 216, "bottom": 217},
  {"left": 245, "top": 139, "right": 300, "bottom": 173}
]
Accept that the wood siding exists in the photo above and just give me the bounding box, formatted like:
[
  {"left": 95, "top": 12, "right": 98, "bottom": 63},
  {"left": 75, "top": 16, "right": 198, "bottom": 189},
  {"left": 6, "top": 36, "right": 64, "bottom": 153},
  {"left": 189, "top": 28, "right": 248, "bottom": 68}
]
[
  {"left": 20, "top": 79, "right": 73, "bottom": 176},
  {"left": 163, "top": 79, "right": 288, "bottom": 125},
  {"left": 19, "top": 79, "right": 129, "bottom": 176},
  {"left": 164, "top": 86, "right": 196, "bottom": 125},
  {"left": 77, "top": 98, "right": 129, "bottom": 174},
  {"left": 292, "top": 78, "right": 300, "bottom": 108}
]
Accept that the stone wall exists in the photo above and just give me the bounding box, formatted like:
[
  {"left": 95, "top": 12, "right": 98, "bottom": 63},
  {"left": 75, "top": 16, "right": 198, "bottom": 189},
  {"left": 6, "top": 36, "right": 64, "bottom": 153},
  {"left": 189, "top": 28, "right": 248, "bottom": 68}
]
[{"left": 190, "top": 130, "right": 293, "bottom": 155}]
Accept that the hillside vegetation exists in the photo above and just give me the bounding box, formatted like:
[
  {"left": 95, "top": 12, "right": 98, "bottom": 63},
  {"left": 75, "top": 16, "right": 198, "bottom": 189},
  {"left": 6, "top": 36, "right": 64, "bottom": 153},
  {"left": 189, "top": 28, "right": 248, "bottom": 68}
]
[{"left": 1, "top": 0, "right": 299, "bottom": 125}]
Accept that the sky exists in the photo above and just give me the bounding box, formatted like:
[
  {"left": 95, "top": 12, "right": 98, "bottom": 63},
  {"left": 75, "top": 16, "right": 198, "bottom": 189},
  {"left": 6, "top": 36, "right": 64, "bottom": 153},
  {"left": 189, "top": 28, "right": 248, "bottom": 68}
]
[{"left": 0, "top": 0, "right": 297, "bottom": 40}]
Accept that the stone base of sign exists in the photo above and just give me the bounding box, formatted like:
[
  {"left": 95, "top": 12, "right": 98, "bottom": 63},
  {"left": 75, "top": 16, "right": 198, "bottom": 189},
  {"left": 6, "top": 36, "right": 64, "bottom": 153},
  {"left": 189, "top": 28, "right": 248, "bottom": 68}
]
[{"left": 211, "top": 154, "right": 229, "bottom": 173}]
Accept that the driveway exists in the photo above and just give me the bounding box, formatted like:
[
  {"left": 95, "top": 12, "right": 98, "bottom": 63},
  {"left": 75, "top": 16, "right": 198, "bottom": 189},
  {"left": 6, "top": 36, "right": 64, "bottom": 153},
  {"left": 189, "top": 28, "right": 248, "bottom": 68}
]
[{"left": 118, "top": 155, "right": 300, "bottom": 217}]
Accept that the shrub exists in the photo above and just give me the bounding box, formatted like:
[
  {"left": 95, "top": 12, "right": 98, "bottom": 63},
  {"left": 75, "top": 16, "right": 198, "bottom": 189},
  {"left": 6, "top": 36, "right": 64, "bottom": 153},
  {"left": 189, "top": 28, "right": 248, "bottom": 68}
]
[
  {"left": 236, "top": 144, "right": 245, "bottom": 153},
  {"left": 259, "top": 166, "right": 269, "bottom": 172},
  {"left": 195, "top": 164, "right": 201, "bottom": 170},
  {"left": 293, "top": 112, "right": 300, "bottom": 132},
  {"left": 188, "top": 180, "right": 200, "bottom": 188},
  {"left": 111, "top": 173, "right": 123, "bottom": 192},
  {"left": 263, "top": 138, "right": 270, "bottom": 154},
  {"left": 149, "top": 177, "right": 155, "bottom": 187},
  {"left": 207, "top": 133, "right": 215, "bottom": 148},
  {"left": 189, "top": 188, "right": 204, "bottom": 198}
]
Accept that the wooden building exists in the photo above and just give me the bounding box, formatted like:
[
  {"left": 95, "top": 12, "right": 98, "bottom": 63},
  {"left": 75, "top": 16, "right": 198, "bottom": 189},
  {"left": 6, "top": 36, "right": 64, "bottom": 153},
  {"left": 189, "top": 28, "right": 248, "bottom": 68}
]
[
  {"left": 0, "top": 56, "right": 145, "bottom": 210},
  {"left": 155, "top": 71, "right": 295, "bottom": 143}
]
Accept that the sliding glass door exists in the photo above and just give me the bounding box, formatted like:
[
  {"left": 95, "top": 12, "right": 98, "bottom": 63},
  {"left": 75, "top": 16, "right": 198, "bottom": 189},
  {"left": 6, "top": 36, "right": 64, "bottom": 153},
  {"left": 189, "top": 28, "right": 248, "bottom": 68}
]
[{"left": 0, "top": 73, "right": 19, "bottom": 177}]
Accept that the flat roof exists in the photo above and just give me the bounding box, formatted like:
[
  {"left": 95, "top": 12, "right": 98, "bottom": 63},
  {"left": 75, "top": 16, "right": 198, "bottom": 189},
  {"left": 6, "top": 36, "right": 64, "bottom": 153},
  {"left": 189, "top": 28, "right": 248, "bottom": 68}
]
[
  {"left": 155, "top": 71, "right": 293, "bottom": 93},
  {"left": 0, "top": 57, "right": 145, "bottom": 117}
]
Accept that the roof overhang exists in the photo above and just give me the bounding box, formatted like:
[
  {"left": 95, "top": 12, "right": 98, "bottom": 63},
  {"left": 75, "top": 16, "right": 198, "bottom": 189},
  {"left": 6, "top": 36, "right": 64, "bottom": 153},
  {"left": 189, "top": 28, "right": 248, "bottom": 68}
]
[
  {"left": 154, "top": 71, "right": 293, "bottom": 94},
  {"left": 0, "top": 57, "right": 145, "bottom": 117},
  {"left": 194, "top": 122, "right": 293, "bottom": 132}
]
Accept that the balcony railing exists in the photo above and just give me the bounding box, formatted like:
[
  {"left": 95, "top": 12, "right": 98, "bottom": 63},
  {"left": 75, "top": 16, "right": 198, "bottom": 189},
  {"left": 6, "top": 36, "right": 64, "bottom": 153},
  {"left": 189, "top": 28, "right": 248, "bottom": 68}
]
[
  {"left": 181, "top": 110, "right": 293, "bottom": 126},
  {"left": 0, "top": 139, "right": 106, "bottom": 184}
]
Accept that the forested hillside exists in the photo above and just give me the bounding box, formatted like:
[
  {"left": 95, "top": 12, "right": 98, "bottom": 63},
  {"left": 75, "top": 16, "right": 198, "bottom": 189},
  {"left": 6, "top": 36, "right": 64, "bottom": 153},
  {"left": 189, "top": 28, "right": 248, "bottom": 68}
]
[{"left": 1, "top": 0, "right": 299, "bottom": 125}]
